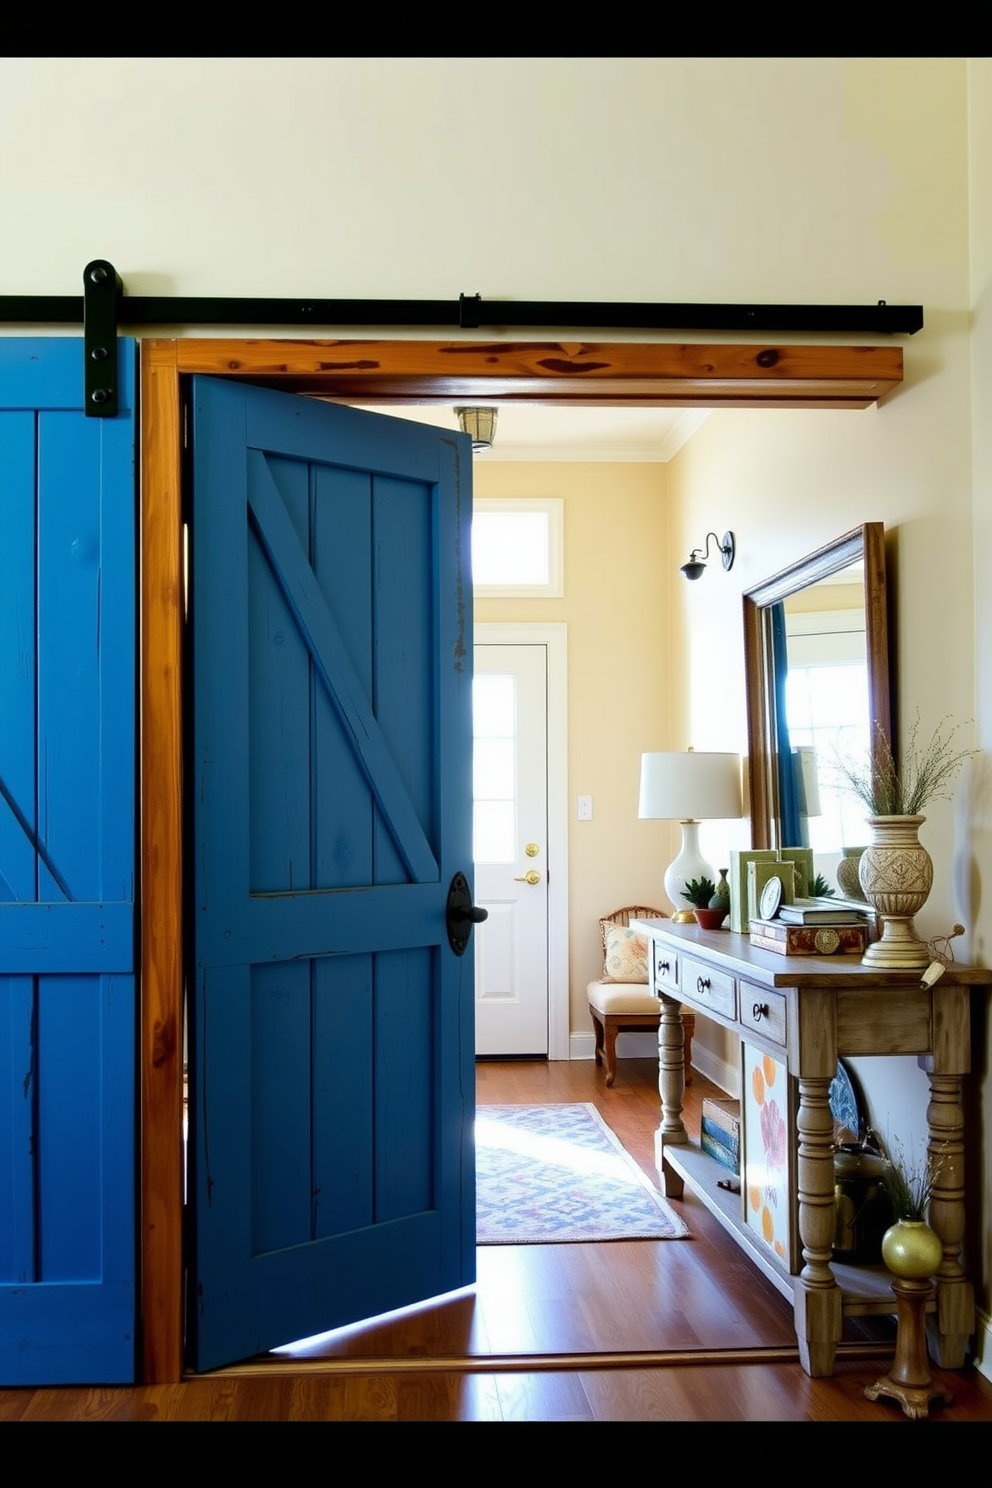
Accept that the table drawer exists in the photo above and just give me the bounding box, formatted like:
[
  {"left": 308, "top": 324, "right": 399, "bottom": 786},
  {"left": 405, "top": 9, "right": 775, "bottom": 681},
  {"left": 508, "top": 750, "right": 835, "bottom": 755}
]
[
  {"left": 740, "top": 986, "right": 787, "bottom": 1047},
  {"left": 652, "top": 945, "right": 679, "bottom": 997},
  {"left": 680, "top": 954, "right": 736, "bottom": 1020}
]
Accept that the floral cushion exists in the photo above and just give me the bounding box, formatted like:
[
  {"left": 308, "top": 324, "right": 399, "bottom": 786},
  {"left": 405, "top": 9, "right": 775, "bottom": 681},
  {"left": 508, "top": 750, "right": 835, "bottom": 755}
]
[{"left": 600, "top": 920, "right": 649, "bottom": 982}]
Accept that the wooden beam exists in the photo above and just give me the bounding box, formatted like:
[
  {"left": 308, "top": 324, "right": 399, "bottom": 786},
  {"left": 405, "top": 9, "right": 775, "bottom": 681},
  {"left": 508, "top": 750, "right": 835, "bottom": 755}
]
[{"left": 169, "top": 339, "right": 902, "bottom": 408}]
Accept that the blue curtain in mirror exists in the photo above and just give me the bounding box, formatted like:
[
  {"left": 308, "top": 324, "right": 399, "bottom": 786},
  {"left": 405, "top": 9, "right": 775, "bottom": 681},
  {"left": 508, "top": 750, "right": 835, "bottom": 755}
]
[{"left": 770, "top": 602, "right": 802, "bottom": 848}]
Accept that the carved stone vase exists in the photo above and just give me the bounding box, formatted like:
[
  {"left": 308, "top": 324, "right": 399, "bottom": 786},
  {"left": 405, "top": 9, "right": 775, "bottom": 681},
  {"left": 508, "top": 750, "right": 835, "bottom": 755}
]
[{"left": 858, "top": 814, "right": 933, "bottom": 970}]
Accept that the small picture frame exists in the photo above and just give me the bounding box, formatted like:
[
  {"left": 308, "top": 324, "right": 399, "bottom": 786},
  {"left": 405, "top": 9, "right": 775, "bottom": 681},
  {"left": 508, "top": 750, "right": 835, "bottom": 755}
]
[
  {"left": 728, "top": 849, "right": 779, "bottom": 933},
  {"left": 747, "top": 859, "right": 795, "bottom": 926},
  {"left": 759, "top": 874, "right": 783, "bottom": 920}
]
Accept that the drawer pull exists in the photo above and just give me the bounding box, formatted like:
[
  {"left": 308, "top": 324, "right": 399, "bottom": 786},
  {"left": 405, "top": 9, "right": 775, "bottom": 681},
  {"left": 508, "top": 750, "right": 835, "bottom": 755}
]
[
  {"left": 752, "top": 1001, "right": 770, "bottom": 1021},
  {"left": 658, "top": 960, "right": 670, "bottom": 974},
  {"left": 696, "top": 976, "right": 711, "bottom": 994}
]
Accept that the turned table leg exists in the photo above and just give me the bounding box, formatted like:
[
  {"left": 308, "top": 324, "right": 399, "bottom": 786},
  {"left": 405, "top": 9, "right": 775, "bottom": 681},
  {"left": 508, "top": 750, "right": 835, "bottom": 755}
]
[
  {"left": 794, "top": 1074, "right": 842, "bottom": 1376},
  {"left": 924, "top": 1070, "right": 974, "bottom": 1367},
  {"left": 655, "top": 994, "right": 688, "bottom": 1197}
]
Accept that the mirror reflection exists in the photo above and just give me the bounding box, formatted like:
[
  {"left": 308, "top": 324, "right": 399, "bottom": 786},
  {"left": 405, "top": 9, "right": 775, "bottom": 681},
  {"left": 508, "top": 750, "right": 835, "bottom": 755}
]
[
  {"left": 744, "top": 524, "right": 891, "bottom": 890},
  {"left": 768, "top": 566, "right": 871, "bottom": 869}
]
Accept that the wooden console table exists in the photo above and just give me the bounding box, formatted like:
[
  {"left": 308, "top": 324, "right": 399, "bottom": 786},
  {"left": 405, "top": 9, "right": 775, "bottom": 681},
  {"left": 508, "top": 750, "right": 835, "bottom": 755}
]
[{"left": 631, "top": 916, "right": 991, "bottom": 1378}]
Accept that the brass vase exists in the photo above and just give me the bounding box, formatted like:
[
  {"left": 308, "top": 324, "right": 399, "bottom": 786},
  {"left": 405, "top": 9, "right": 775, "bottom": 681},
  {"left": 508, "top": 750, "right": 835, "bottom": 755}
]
[
  {"left": 880, "top": 1217, "right": 943, "bottom": 1280},
  {"left": 858, "top": 814, "right": 933, "bottom": 970}
]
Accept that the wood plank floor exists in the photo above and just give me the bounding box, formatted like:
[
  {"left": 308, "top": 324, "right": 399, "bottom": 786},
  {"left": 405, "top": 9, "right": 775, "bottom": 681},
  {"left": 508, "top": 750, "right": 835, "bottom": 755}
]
[{"left": 3, "top": 1056, "right": 992, "bottom": 1423}]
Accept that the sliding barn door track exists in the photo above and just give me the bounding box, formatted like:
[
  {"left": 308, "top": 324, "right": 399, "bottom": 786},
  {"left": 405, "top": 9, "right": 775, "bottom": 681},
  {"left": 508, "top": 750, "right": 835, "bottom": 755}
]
[{"left": 0, "top": 259, "right": 924, "bottom": 417}]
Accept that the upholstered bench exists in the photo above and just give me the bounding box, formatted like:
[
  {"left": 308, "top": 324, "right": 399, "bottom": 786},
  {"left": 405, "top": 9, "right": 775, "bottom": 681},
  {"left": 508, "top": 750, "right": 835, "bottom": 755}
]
[{"left": 586, "top": 905, "right": 695, "bottom": 1088}]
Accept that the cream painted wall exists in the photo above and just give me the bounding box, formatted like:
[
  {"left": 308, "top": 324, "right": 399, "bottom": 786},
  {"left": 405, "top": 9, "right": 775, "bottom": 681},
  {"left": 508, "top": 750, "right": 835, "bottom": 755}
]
[
  {"left": 0, "top": 57, "right": 968, "bottom": 310},
  {"left": 2, "top": 54, "right": 990, "bottom": 1348},
  {"left": 473, "top": 462, "right": 695, "bottom": 1038}
]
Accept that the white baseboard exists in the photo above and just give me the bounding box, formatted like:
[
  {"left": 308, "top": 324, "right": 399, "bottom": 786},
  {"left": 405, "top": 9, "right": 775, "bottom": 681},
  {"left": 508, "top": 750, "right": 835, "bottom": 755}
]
[
  {"left": 690, "top": 1044, "right": 740, "bottom": 1099},
  {"left": 569, "top": 1031, "right": 658, "bottom": 1060}
]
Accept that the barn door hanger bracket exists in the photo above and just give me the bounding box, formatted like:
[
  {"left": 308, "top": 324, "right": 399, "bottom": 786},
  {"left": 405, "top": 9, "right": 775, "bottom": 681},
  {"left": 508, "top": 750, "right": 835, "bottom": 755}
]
[
  {"left": 0, "top": 259, "right": 926, "bottom": 417},
  {"left": 83, "top": 259, "right": 122, "bottom": 417}
]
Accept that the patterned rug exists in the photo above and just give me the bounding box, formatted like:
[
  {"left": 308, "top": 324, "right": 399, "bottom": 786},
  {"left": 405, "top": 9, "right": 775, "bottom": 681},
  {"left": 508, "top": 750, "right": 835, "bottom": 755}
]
[{"left": 475, "top": 1103, "right": 690, "bottom": 1244}]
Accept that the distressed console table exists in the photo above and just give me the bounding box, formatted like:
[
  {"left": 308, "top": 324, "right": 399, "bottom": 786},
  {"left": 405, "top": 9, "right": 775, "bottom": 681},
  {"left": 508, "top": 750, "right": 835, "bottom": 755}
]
[{"left": 632, "top": 917, "right": 990, "bottom": 1378}]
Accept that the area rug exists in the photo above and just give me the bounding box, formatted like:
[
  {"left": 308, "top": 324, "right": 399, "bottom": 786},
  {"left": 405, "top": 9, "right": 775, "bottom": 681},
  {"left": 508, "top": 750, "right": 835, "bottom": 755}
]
[{"left": 475, "top": 1103, "right": 690, "bottom": 1244}]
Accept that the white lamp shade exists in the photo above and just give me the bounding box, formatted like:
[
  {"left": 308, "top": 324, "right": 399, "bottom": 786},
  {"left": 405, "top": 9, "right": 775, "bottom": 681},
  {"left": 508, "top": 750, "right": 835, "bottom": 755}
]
[{"left": 638, "top": 751, "right": 742, "bottom": 823}]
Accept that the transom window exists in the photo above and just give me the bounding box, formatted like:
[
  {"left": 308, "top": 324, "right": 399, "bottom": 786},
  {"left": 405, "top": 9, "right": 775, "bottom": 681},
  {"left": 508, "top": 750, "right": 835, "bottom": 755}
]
[{"left": 471, "top": 498, "right": 564, "bottom": 597}]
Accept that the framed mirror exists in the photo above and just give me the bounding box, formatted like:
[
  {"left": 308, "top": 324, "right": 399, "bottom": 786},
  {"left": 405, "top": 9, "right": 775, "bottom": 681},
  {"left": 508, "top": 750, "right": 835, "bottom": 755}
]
[{"left": 742, "top": 524, "right": 892, "bottom": 883}]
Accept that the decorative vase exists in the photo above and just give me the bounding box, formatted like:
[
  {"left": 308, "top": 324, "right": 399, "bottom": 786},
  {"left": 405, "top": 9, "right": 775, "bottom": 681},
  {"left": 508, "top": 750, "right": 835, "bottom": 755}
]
[
  {"left": 836, "top": 848, "right": 867, "bottom": 902},
  {"left": 858, "top": 815, "right": 933, "bottom": 970},
  {"left": 880, "top": 1217, "right": 943, "bottom": 1280},
  {"left": 708, "top": 868, "right": 731, "bottom": 916}
]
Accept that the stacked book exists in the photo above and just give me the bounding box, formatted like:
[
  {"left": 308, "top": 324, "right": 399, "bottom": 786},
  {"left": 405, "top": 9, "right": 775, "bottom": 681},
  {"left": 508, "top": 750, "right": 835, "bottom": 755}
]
[
  {"left": 749, "top": 900, "right": 870, "bottom": 956},
  {"left": 700, "top": 1096, "right": 741, "bottom": 1175}
]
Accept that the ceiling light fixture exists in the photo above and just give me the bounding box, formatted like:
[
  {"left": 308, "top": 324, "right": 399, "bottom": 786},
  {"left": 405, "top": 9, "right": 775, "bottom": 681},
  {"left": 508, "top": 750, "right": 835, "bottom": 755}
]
[
  {"left": 455, "top": 406, "right": 498, "bottom": 453},
  {"left": 680, "top": 531, "right": 735, "bottom": 581}
]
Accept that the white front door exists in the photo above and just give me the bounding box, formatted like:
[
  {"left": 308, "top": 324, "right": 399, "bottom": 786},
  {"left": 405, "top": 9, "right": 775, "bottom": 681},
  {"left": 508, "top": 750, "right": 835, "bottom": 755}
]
[{"left": 473, "top": 642, "right": 551, "bottom": 1056}]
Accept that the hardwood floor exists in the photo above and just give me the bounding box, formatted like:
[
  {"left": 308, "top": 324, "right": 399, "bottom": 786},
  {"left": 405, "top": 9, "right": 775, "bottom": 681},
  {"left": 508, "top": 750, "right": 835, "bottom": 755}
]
[{"left": 4, "top": 1056, "right": 992, "bottom": 1423}]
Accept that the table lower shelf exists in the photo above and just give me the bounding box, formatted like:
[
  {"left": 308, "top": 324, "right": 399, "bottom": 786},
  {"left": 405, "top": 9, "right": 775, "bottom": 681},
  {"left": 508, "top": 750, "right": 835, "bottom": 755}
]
[{"left": 660, "top": 1138, "right": 901, "bottom": 1318}]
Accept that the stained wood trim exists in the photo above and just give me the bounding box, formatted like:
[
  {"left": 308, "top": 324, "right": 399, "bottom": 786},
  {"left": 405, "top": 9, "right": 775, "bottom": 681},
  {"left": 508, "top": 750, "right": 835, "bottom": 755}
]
[
  {"left": 140, "top": 340, "right": 184, "bottom": 1385},
  {"left": 137, "top": 336, "right": 904, "bottom": 1384},
  {"left": 163, "top": 338, "right": 902, "bottom": 408}
]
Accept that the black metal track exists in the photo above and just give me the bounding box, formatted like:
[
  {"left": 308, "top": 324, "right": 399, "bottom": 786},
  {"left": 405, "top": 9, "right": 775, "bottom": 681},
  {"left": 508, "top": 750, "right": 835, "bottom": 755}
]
[
  {"left": 1, "top": 291, "right": 924, "bottom": 335},
  {"left": 0, "top": 261, "right": 925, "bottom": 417}
]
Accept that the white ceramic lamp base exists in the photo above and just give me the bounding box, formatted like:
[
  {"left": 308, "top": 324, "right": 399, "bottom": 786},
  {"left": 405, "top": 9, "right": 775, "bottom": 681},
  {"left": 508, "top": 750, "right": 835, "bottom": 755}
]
[{"left": 664, "top": 820, "right": 716, "bottom": 922}]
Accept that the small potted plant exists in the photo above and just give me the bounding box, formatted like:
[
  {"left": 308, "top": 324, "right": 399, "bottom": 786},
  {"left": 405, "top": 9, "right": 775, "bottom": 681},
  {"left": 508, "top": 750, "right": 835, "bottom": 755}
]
[{"left": 683, "top": 875, "right": 724, "bottom": 928}]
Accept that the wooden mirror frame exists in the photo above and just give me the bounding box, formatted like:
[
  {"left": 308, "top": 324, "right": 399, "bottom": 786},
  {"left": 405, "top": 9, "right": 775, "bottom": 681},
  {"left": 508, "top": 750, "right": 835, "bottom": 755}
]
[{"left": 742, "top": 522, "right": 892, "bottom": 850}]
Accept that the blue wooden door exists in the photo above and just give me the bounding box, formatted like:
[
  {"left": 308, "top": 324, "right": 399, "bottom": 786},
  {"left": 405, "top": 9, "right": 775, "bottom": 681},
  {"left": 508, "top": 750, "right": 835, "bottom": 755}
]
[
  {"left": 0, "top": 339, "right": 136, "bottom": 1383},
  {"left": 187, "top": 378, "right": 476, "bottom": 1370}
]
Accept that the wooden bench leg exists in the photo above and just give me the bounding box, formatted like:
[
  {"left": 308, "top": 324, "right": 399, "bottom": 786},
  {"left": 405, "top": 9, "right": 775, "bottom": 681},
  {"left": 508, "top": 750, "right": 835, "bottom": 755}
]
[
  {"left": 590, "top": 1011, "right": 605, "bottom": 1068},
  {"left": 603, "top": 1021, "right": 618, "bottom": 1087}
]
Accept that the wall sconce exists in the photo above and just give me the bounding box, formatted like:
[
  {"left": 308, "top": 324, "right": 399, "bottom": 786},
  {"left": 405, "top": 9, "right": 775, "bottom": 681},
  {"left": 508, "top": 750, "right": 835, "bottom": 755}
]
[
  {"left": 680, "top": 531, "right": 735, "bottom": 581},
  {"left": 455, "top": 406, "right": 498, "bottom": 453}
]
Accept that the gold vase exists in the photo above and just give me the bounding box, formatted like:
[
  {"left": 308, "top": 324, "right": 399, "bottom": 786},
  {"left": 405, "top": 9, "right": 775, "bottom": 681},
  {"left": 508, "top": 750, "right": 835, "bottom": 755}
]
[
  {"left": 880, "top": 1218, "right": 943, "bottom": 1280},
  {"left": 858, "top": 814, "right": 933, "bottom": 970}
]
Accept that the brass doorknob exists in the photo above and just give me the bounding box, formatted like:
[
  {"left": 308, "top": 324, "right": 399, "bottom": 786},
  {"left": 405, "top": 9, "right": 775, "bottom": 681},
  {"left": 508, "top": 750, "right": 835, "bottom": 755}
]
[{"left": 513, "top": 869, "right": 542, "bottom": 885}]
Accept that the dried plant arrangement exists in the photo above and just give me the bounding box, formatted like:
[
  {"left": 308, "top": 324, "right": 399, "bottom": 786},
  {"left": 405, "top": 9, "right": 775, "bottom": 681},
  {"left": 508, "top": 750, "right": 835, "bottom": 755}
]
[
  {"left": 832, "top": 714, "right": 977, "bottom": 817},
  {"left": 879, "top": 1137, "right": 948, "bottom": 1222}
]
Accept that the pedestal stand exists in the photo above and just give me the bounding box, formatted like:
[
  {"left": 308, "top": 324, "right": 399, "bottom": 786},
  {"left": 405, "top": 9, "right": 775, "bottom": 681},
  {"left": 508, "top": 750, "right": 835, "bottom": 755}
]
[{"left": 864, "top": 1278, "right": 954, "bottom": 1420}]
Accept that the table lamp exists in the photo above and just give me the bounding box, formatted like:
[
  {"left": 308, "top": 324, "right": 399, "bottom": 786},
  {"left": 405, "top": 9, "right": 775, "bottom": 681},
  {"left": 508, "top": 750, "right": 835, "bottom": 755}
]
[{"left": 638, "top": 749, "right": 743, "bottom": 921}]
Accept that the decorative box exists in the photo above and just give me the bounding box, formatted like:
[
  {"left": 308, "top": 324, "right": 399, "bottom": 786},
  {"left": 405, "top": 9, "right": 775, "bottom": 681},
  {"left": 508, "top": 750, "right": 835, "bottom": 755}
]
[
  {"left": 702, "top": 1095, "right": 741, "bottom": 1139},
  {"left": 701, "top": 1128, "right": 740, "bottom": 1173},
  {"left": 701, "top": 1095, "right": 741, "bottom": 1174},
  {"left": 748, "top": 917, "right": 869, "bottom": 956}
]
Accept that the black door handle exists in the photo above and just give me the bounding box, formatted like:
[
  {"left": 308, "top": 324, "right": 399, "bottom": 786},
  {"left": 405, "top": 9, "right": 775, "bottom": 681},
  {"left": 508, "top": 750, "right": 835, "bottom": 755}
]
[{"left": 446, "top": 871, "right": 489, "bottom": 956}]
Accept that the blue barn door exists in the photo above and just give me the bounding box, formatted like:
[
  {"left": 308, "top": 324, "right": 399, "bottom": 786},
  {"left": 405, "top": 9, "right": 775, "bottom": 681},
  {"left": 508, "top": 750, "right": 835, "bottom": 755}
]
[
  {"left": 0, "top": 339, "right": 136, "bottom": 1384},
  {"left": 187, "top": 378, "right": 477, "bottom": 1371}
]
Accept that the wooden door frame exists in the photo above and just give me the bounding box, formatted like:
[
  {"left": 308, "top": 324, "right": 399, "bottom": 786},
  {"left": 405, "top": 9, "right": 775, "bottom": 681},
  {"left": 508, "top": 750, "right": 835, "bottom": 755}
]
[{"left": 139, "top": 336, "right": 904, "bottom": 1382}]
